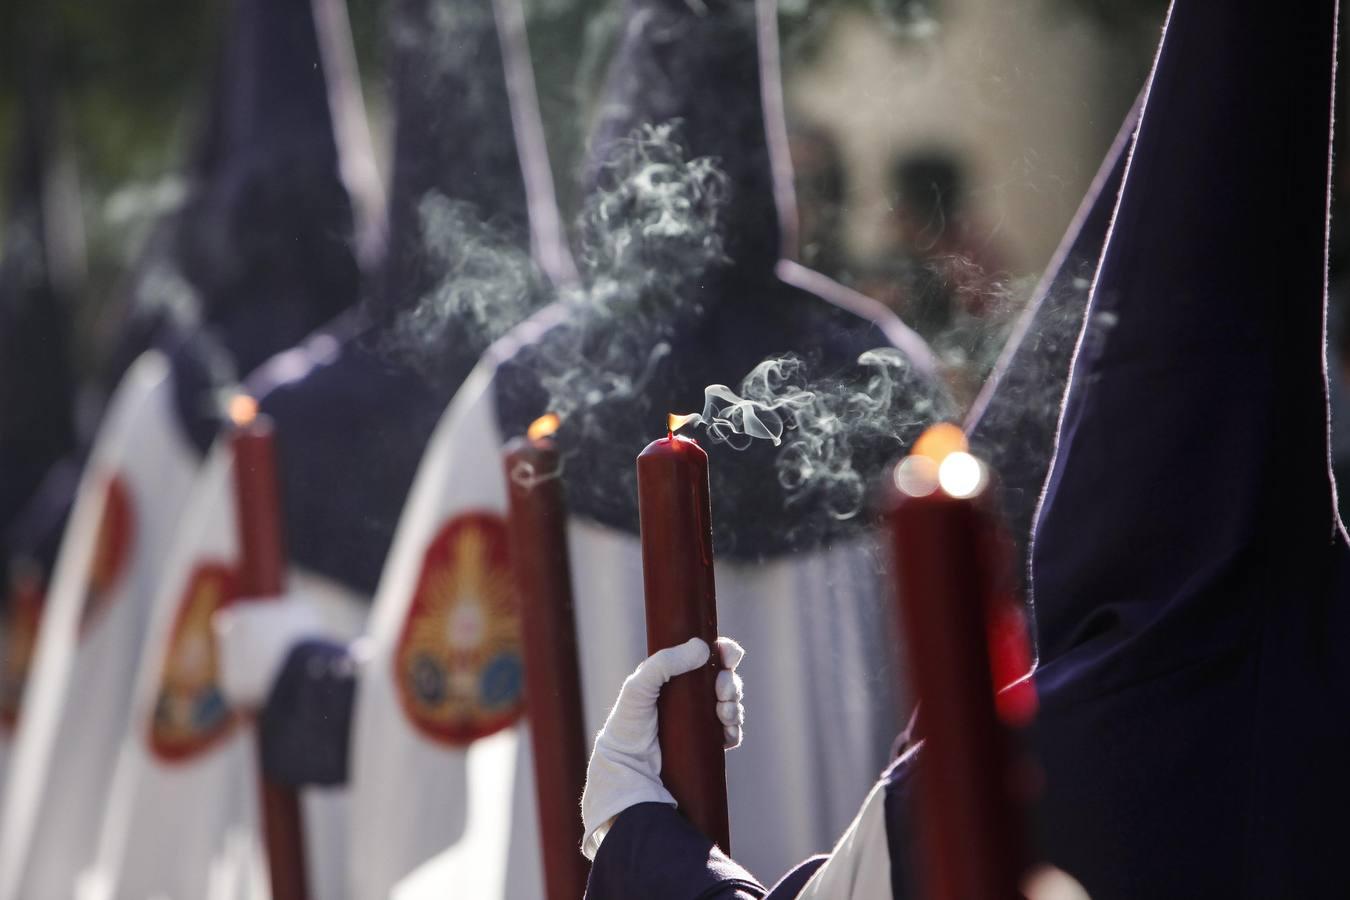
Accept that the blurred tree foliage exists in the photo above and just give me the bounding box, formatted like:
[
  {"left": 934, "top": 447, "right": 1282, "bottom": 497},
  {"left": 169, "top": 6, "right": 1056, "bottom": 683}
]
[
  {"left": 0, "top": 0, "right": 386, "bottom": 227},
  {"left": 0, "top": 0, "right": 222, "bottom": 201}
]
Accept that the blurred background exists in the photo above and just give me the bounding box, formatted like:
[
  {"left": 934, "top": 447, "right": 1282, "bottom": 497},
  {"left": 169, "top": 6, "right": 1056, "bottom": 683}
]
[{"left": 0, "top": 0, "right": 1173, "bottom": 421}]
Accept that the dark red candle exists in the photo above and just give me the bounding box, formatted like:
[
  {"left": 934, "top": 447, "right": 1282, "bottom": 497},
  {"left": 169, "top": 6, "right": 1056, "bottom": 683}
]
[
  {"left": 636, "top": 417, "right": 730, "bottom": 852},
  {"left": 885, "top": 424, "right": 1030, "bottom": 900},
  {"left": 503, "top": 414, "right": 590, "bottom": 899},
  {"left": 228, "top": 396, "right": 310, "bottom": 900},
  {"left": 229, "top": 398, "right": 286, "bottom": 598},
  {"left": 1, "top": 563, "right": 44, "bottom": 731}
]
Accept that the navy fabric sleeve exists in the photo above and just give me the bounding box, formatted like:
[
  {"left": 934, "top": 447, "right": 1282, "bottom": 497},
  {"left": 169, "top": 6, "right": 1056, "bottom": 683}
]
[
  {"left": 880, "top": 751, "right": 921, "bottom": 900},
  {"left": 762, "top": 857, "right": 827, "bottom": 899},
  {"left": 585, "top": 803, "right": 766, "bottom": 900},
  {"left": 257, "top": 639, "right": 357, "bottom": 786},
  {"left": 1023, "top": 4, "right": 1349, "bottom": 896}
]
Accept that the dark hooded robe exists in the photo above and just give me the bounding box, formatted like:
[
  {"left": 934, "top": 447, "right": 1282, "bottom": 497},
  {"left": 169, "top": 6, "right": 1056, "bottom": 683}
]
[
  {"left": 0, "top": 1, "right": 367, "bottom": 896},
  {"left": 584, "top": 2, "right": 1349, "bottom": 897},
  {"left": 352, "top": 0, "right": 946, "bottom": 895}
]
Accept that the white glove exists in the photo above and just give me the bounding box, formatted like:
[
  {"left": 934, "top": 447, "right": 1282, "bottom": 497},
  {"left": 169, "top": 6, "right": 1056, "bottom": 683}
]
[
  {"left": 211, "top": 594, "right": 322, "bottom": 709},
  {"left": 580, "top": 636, "right": 745, "bottom": 860},
  {"left": 1023, "top": 866, "right": 1091, "bottom": 900}
]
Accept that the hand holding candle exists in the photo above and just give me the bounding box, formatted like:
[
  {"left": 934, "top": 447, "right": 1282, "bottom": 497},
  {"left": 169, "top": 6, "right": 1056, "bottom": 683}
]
[{"left": 635, "top": 415, "right": 730, "bottom": 851}]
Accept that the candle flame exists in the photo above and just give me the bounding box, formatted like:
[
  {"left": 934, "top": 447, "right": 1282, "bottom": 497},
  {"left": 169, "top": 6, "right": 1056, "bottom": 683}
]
[
  {"left": 667, "top": 412, "right": 699, "bottom": 436},
  {"left": 911, "top": 422, "right": 967, "bottom": 463},
  {"left": 229, "top": 394, "right": 259, "bottom": 428},
  {"left": 937, "top": 452, "right": 986, "bottom": 498},
  {"left": 896, "top": 423, "right": 986, "bottom": 499},
  {"left": 528, "top": 413, "right": 560, "bottom": 441}
]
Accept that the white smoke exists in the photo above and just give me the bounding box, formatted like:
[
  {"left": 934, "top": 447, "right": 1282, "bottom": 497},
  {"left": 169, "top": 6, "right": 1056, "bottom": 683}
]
[
  {"left": 688, "top": 347, "right": 948, "bottom": 520},
  {"left": 533, "top": 122, "right": 731, "bottom": 423},
  {"left": 392, "top": 194, "right": 546, "bottom": 355}
]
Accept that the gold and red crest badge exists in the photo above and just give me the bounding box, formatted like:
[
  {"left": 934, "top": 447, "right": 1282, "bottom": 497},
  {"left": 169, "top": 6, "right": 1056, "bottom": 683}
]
[
  {"left": 79, "top": 474, "right": 135, "bottom": 634},
  {"left": 147, "top": 562, "right": 237, "bottom": 762},
  {"left": 0, "top": 567, "right": 44, "bottom": 731},
  {"left": 393, "top": 513, "right": 524, "bottom": 746}
]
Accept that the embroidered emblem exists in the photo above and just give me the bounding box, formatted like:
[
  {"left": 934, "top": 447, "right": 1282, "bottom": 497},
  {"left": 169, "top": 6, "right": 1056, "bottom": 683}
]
[
  {"left": 148, "top": 562, "right": 237, "bottom": 761},
  {"left": 0, "top": 567, "right": 44, "bottom": 731},
  {"left": 393, "top": 513, "right": 523, "bottom": 746},
  {"left": 80, "top": 474, "right": 135, "bottom": 634}
]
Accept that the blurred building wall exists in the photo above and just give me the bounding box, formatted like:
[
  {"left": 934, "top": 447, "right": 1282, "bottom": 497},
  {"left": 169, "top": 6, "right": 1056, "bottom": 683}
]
[{"left": 786, "top": 0, "right": 1147, "bottom": 276}]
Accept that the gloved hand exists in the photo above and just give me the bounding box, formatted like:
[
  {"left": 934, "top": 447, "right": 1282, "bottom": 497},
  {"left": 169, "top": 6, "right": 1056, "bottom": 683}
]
[
  {"left": 211, "top": 594, "right": 322, "bottom": 709},
  {"left": 1023, "top": 866, "right": 1091, "bottom": 900},
  {"left": 581, "top": 636, "right": 745, "bottom": 860}
]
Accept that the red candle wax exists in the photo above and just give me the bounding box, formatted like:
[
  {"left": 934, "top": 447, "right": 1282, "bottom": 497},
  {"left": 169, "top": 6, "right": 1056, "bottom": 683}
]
[
  {"left": 503, "top": 419, "right": 590, "bottom": 899},
  {"left": 1, "top": 563, "right": 44, "bottom": 730},
  {"left": 636, "top": 428, "right": 730, "bottom": 852},
  {"left": 230, "top": 404, "right": 286, "bottom": 598},
  {"left": 228, "top": 399, "right": 310, "bottom": 900},
  {"left": 885, "top": 442, "right": 1029, "bottom": 900}
]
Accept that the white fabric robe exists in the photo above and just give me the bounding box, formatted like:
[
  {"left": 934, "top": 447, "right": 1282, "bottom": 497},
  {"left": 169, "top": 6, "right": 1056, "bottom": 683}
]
[
  {"left": 81, "top": 443, "right": 364, "bottom": 900},
  {"left": 0, "top": 352, "right": 202, "bottom": 900}
]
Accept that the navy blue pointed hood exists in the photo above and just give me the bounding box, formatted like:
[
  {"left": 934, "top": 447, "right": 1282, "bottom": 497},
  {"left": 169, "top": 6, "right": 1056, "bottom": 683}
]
[
  {"left": 1025, "top": 3, "right": 1347, "bottom": 895},
  {"left": 584, "top": 0, "right": 783, "bottom": 274},
  {"left": 238, "top": 0, "right": 572, "bottom": 781},
  {"left": 0, "top": 80, "right": 78, "bottom": 569},
  {"left": 370, "top": 0, "right": 571, "bottom": 390},
  {"left": 965, "top": 96, "right": 1140, "bottom": 582},
  {"left": 172, "top": 0, "right": 359, "bottom": 380},
  {"left": 248, "top": 0, "right": 563, "bottom": 598},
  {"left": 381, "top": 0, "right": 530, "bottom": 301},
  {"left": 493, "top": 0, "right": 944, "bottom": 558}
]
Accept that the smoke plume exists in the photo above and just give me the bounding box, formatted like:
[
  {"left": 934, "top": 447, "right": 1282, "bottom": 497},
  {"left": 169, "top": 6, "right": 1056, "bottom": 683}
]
[
  {"left": 388, "top": 194, "right": 549, "bottom": 376},
  {"left": 528, "top": 122, "right": 731, "bottom": 424},
  {"left": 685, "top": 347, "right": 948, "bottom": 521}
]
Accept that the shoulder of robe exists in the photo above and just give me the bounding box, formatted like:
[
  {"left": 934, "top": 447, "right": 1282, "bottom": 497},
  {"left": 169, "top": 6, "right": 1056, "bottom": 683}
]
[
  {"left": 250, "top": 316, "right": 452, "bottom": 597},
  {"left": 161, "top": 319, "right": 232, "bottom": 458}
]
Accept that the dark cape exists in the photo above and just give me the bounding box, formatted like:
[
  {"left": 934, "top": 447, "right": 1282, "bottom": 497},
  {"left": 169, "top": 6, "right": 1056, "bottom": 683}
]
[
  {"left": 1026, "top": 1, "right": 1348, "bottom": 896},
  {"left": 491, "top": 0, "right": 944, "bottom": 561}
]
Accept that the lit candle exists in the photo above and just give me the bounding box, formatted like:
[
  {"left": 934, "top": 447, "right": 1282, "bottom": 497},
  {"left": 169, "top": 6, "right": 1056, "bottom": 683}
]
[
  {"left": 886, "top": 423, "right": 1031, "bottom": 900},
  {"left": 228, "top": 395, "right": 309, "bottom": 900},
  {"left": 229, "top": 396, "right": 286, "bottom": 598},
  {"left": 636, "top": 415, "right": 729, "bottom": 851},
  {"left": 502, "top": 413, "right": 589, "bottom": 898}
]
